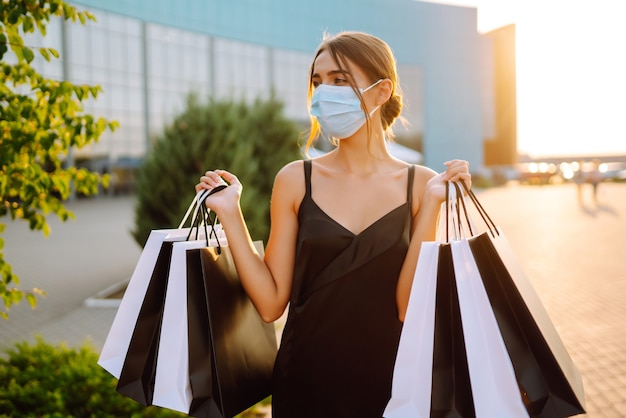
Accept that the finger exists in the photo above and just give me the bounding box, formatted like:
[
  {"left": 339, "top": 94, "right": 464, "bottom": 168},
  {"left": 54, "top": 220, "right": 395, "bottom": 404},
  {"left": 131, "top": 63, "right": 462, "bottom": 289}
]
[
  {"left": 445, "top": 160, "right": 469, "bottom": 170},
  {"left": 200, "top": 171, "right": 224, "bottom": 188},
  {"left": 449, "top": 172, "right": 472, "bottom": 186},
  {"left": 215, "top": 169, "right": 240, "bottom": 186}
]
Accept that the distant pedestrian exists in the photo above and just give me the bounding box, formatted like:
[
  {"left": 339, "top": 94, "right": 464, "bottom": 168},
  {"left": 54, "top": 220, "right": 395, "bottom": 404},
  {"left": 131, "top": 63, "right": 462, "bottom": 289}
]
[
  {"left": 573, "top": 160, "right": 585, "bottom": 203},
  {"left": 587, "top": 159, "right": 603, "bottom": 203}
]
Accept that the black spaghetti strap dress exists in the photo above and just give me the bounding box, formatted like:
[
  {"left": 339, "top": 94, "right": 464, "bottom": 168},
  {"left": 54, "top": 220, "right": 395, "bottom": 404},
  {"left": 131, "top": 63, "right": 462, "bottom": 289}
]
[{"left": 272, "top": 160, "right": 415, "bottom": 417}]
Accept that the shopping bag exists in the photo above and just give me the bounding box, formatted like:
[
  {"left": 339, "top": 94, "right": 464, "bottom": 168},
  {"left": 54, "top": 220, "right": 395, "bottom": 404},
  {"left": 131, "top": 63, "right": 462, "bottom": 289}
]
[
  {"left": 383, "top": 243, "right": 438, "bottom": 417},
  {"left": 151, "top": 239, "right": 215, "bottom": 413},
  {"left": 98, "top": 191, "right": 210, "bottom": 405},
  {"left": 152, "top": 202, "right": 276, "bottom": 417},
  {"left": 450, "top": 238, "right": 529, "bottom": 417},
  {"left": 430, "top": 242, "right": 477, "bottom": 417},
  {"left": 461, "top": 183, "right": 586, "bottom": 417},
  {"left": 386, "top": 182, "right": 585, "bottom": 418},
  {"left": 187, "top": 241, "right": 276, "bottom": 418}
]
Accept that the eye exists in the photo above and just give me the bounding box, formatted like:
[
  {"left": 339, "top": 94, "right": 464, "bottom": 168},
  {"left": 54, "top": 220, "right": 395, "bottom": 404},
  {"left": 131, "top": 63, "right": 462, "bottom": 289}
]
[
  {"left": 333, "top": 77, "right": 348, "bottom": 85},
  {"left": 312, "top": 81, "right": 320, "bottom": 88}
]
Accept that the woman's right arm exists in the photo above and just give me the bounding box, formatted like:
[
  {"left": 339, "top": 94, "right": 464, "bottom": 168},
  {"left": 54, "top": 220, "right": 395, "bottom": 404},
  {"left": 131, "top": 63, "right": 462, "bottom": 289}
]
[{"left": 196, "top": 162, "right": 302, "bottom": 322}]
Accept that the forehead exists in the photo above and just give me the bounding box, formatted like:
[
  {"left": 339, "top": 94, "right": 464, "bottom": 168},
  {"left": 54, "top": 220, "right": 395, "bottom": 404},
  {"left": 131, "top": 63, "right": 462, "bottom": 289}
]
[{"left": 312, "top": 50, "right": 366, "bottom": 81}]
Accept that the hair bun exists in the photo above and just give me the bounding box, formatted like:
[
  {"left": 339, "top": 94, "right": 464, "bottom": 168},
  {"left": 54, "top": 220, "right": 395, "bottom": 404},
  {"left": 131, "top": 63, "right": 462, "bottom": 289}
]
[{"left": 381, "top": 93, "right": 403, "bottom": 130}]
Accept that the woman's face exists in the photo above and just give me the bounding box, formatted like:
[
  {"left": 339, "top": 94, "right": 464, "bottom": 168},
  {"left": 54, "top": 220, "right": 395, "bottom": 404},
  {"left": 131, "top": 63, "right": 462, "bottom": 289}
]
[{"left": 311, "top": 50, "right": 377, "bottom": 111}]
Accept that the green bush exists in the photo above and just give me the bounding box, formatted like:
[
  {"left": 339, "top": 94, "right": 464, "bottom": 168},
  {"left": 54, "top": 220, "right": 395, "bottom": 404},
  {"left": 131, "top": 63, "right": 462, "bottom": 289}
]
[
  {"left": 0, "top": 337, "right": 183, "bottom": 417},
  {"left": 0, "top": 338, "right": 270, "bottom": 417},
  {"left": 132, "top": 95, "right": 302, "bottom": 247}
]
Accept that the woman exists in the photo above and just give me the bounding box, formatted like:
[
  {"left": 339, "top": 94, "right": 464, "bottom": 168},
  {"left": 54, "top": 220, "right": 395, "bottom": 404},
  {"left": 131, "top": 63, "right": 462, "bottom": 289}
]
[{"left": 196, "top": 31, "right": 471, "bottom": 417}]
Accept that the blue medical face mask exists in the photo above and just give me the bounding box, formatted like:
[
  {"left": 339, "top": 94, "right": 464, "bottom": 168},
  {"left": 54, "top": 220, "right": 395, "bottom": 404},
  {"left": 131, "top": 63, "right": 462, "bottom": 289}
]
[{"left": 310, "top": 79, "right": 383, "bottom": 139}]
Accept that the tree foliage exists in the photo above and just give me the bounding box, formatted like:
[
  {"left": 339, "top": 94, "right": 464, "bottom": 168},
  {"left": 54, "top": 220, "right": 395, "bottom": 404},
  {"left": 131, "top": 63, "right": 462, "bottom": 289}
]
[
  {"left": 0, "top": 0, "right": 117, "bottom": 318},
  {"left": 132, "top": 94, "right": 302, "bottom": 247}
]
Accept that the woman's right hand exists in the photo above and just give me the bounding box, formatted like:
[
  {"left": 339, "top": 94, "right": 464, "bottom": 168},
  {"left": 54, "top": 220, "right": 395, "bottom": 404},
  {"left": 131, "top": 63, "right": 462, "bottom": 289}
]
[{"left": 195, "top": 169, "right": 242, "bottom": 217}]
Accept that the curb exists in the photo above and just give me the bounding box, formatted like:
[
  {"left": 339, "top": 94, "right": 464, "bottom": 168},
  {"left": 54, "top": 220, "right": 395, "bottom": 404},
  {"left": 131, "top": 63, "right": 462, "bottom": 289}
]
[{"left": 83, "top": 279, "right": 128, "bottom": 308}]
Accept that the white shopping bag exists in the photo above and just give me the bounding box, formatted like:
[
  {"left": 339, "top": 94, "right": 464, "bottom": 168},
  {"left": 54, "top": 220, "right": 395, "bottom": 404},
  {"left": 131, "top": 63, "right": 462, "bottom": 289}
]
[
  {"left": 98, "top": 191, "right": 210, "bottom": 378},
  {"left": 151, "top": 237, "right": 223, "bottom": 413},
  {"left": 451, "top": 240, "right": 529, "bottom": 418},
  {"left": 383, "top": 242, "right": 439, "bottom": 418}
]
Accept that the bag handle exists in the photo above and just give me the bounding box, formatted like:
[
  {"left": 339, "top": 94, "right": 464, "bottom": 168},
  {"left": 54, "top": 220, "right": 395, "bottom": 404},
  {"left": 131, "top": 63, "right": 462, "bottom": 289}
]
[
  {"left": 445, "top": 180, "right": 498, "bottom": 241},
  {"left": 458, "top": 180, "right": 499, "bottom": 237},
  {"left": 186, "top": 185, "right": 228, "bottom": 251},
  {"left": 178, "top": 189, "right": 210, "bottom": 229},
  {"left": 445, "top": 182, "right": 471, "bottom": 242}
]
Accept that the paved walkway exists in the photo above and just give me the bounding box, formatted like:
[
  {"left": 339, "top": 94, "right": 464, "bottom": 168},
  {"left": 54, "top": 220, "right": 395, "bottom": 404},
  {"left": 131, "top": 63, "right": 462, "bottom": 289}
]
[{"left": 1, "top": 182, "right": 625, "bottom": 417}]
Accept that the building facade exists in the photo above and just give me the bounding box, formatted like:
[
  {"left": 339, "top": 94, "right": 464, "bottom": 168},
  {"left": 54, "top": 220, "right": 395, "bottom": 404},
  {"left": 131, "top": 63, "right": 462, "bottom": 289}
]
[{"left": 26, "top": 0, "right": 497, "bottom": 170}]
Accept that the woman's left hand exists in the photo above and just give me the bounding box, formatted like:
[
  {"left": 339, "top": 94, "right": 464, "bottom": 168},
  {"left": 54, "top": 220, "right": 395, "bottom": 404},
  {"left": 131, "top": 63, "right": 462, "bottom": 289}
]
[{"left": 425, "top": 159, "right": 471, "bottom": 203}]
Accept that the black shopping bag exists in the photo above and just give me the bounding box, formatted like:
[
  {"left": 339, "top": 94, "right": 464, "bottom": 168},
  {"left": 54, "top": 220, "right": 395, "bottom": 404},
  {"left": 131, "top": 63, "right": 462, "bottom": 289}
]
[
  {"left": 115, "top": 240, "right": 173, "bottom": 405},
  {"left": 186, "top": 240, "right": 277, "bottom": 418},
  {"left": 461, "top": 182, "right": 586, "bottom": 417},
  {"left": 430, "top": 243, "right": 476, "bottom": 417}
]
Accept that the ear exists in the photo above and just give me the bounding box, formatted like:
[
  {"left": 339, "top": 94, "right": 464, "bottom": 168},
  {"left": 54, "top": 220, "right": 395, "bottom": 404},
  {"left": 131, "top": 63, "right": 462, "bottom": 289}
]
[{"left": 375, "top": 79, "right": 393, "bottom": 106}]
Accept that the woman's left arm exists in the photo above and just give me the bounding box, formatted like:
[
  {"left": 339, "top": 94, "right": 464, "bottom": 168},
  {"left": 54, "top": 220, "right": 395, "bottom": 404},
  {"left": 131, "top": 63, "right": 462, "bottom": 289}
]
[{"left": 396, "top": 159, "right": 470, "bottom": 321}]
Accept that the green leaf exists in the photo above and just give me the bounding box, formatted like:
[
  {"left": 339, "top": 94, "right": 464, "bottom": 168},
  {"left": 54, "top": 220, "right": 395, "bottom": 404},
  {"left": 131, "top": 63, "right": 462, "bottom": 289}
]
[
  {"left": 23, "top": 47, "right": 35, "bottom": 63},
  {"left": 22, "top": 17, "right": 35, "bottom": 34},
  {"left": 0, "top": 34, "right": 8, "bottom": 60},
  {"left": 39, "top": 47, "right": 51, "bottom": 61},
  {"left": 48, "top": 48, "right": 59, "bottom": 58},
  {"left": 8, "top": 8, "right": 22, "bottom": 25},
  {"left": 26, "top": 293, "right": 38, "bottom": 308}
]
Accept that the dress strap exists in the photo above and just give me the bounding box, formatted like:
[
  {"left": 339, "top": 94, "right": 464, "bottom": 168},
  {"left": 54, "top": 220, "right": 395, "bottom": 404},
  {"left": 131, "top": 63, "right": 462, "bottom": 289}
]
[
  {"left": 407, "top": 164, "right": 415, "bottom": 206},
  {"left": 304, "top": 159, "right": 312, "bottom": 197},
  {"left": 407, "top": 165, "right": 415, "bottom": 235}
]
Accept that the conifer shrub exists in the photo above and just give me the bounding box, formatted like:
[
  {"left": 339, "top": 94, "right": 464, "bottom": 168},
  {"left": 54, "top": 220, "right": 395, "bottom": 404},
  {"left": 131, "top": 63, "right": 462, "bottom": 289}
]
[{"left": 132, "top": 95, "right": 302, "bottom": 247}]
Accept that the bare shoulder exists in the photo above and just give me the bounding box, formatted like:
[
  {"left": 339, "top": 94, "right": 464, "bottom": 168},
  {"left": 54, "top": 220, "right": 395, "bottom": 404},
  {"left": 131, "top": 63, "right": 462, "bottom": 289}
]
[
  {"left": 410, "top": 164, "right": 438, "bottom": 214},
  {"left": 272, "top": 160, "right": 306, "bottom": 211},
  {"left": 274, "top": 160, "right": 305, "bottom": 189},
  {"left": 412, "top": 164, "right": 438, "bottom": 186}
]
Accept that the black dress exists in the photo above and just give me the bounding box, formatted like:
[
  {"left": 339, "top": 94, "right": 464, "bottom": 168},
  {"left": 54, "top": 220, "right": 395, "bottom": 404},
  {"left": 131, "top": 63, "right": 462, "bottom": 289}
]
[{"left": 272, "top": 160, "right": 414, "bottom": 417}]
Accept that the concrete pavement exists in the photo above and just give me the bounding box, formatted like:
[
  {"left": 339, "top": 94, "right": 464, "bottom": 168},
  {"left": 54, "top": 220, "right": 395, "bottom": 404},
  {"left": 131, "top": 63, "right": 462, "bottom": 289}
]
[
  {"left": 1, "top": 182, "right": 625, "bottom": 417},
  {"left": 1, "top": 195, "right": 141, "bottom": 349}
]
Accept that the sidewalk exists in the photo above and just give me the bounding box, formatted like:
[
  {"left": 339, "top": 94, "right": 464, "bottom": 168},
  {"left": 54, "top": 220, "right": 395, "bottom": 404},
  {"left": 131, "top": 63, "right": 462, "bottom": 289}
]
[
  {"left": 1, "top": 195, "right": 141, "bottom": 350},
  {"left": 1, "top": 183, "right": 625, "bottom": 417}
]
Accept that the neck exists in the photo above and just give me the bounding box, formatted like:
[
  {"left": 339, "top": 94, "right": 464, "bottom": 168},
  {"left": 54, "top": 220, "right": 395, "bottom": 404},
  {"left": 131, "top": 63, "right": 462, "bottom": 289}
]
[{"left": 332, "top": 130, "right": 393, "bottom": 175}]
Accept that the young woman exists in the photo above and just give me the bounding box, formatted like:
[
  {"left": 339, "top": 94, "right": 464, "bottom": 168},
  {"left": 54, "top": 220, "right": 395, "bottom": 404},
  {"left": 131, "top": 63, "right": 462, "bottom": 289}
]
[{"left": 196, "top": 31, "right": 471, "bottom": 417}]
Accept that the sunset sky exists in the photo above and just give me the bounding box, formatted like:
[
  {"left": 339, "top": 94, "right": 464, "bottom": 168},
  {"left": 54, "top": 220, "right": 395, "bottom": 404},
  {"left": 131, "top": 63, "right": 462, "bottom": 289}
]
[{"left": 429, "top": 0, "right": 626, "bottom": 158}]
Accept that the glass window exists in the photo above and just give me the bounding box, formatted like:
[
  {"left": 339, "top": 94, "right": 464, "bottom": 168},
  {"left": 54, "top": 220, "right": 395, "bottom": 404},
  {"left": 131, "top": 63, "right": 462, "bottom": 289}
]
[{"left": 273, "top": 49, "right": 310, "bottom": 121}]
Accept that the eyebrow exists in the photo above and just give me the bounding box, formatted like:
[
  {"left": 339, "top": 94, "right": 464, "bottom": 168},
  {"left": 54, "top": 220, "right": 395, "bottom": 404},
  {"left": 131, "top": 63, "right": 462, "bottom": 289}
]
[{"left": 311, "top": 69, "right": 352, "bottom": 79}]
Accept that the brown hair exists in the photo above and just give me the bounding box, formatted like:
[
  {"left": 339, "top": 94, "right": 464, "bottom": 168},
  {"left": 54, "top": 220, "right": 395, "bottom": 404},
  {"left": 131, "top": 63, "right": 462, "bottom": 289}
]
[{"left": 305, "top": 31, "right": 404, "bottom": 153}]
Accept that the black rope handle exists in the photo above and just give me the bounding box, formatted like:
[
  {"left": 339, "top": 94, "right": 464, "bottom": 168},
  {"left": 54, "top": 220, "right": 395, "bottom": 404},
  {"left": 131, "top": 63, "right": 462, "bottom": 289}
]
[
  {"left": 458, "top": 180, "right": 499, "bottom": 237},
  {"left": 453, "top": 181, "right": 474, "bottom": 237},
  {"left": 203, "top": 204, "right": 222, "bottom": 254},
  {"left": 195, "top": 184, "right": 228, "bottom": 253},
  {"left": 445, "top": 181, "right": 466, "bottom": 241},
  {"left": 186, "top": 201, "right": 210, "bottom": 245}
]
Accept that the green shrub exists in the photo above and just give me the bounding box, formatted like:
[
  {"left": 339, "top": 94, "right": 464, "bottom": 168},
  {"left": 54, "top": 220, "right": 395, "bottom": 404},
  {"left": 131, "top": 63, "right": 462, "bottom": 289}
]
[
  {"left": 0, "top": 338, "right": 269, "bottom": 417},
  {"left": 0, "top": 337, "right": 182, "bottom": 417},
  {"left": 132, "top": 94, "right": 302, "bottom": 247}
]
